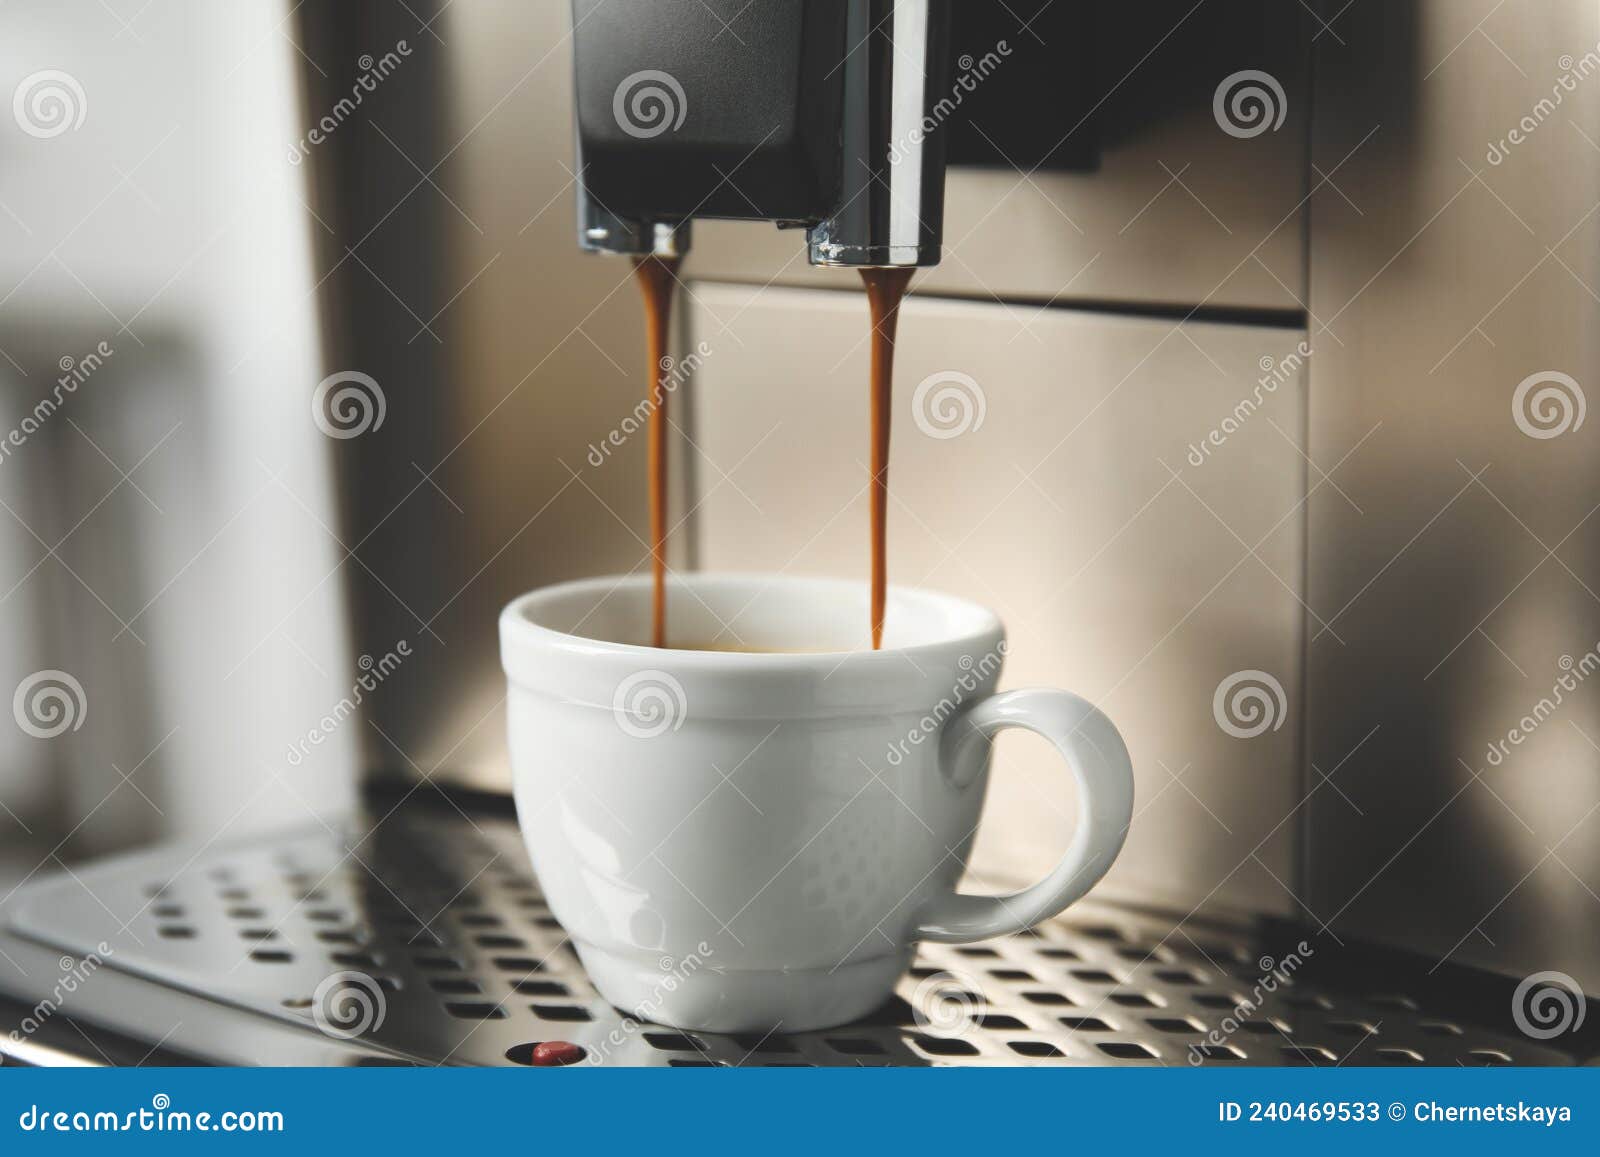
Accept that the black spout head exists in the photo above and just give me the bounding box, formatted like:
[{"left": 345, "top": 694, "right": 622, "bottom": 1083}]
[{"left": 570, "top": 0, "right": 952, "bottom": 268}]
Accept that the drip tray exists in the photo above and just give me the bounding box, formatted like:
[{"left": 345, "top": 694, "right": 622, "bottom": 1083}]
[{"left": 0, "top": 797, "right": 1574, "bottom": 1067}]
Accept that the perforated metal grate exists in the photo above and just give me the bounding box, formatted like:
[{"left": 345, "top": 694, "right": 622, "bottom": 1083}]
[{"left": 4, "top": 802, "right": 1573, "bottom": 1067}]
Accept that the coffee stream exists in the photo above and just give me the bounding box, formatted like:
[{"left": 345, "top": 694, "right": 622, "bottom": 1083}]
[
  {"left": 860, "top": 267, "right": 915, "bottom": 650},
  {"left": 636, "top": 259, "right": 912, "bottom": 651},
  {"left": 633, "top": 254, "right": 681, "bottom": 649}
]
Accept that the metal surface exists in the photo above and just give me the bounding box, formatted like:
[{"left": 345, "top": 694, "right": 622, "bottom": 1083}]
[
  {"left": 0, "top": 925, "right": 393, "bottom": 1068},
  {"left": 2, "top": 796, "right": 1570, "bottom": 1068},
  {"left": 578, "top": 207, "right": 692, "bottom": 260},
  {"left": 804, "top": 0, "right": 952, "bottom": 267},
  {"left": 683, "top": 282, "right": 1309, "bottom": 918},
  {"left": 689, "top": 0, "right": 1311, "bottom": 308},
  {"left": 1304, "top": 0, "right": 1600, "bottom": 988},
  {"left": 570, "top": 0, "right": 848, "bottom": 244}
]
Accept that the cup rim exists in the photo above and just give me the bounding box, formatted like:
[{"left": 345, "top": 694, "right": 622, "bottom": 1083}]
[{"left": 500, "top": 571, "right": 1004, "bottom": 668}]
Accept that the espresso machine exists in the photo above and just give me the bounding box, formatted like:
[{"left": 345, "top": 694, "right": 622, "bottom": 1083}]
[{"left": 1, "top": 0, "right": 1597, "bottom": 1068}]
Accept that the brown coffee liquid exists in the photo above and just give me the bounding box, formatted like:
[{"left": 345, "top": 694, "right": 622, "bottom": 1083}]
[
  {"left": 634, "top": 254, "right": 682, "bottom": 648},
  {"left": 860, "top": 267, "right": 915, "bottom": 650},
  {"left": 675, "top": 642, "right": 827, "bottom": 654}
]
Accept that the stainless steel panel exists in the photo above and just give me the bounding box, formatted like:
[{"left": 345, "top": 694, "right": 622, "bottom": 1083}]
[
  {"left": 682, "top": 281, "right": 1309, "bottom": 917},
  {"left": 1306, "top": 0, "right": 1600, "bottom": 987},
  {"left": 687, "top": 0, "right": 1311, "bottom": 311}
]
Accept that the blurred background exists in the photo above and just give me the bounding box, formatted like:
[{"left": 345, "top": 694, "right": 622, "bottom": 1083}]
[
  {"left": 2, "top": 0, "right": 1599, "bottom": 1008},
  {"left": 0, "top": 2, "right": 353, "bottom": 878}
]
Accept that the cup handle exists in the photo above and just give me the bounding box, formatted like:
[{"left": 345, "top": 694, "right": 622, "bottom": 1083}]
[{"left": 915, "top": 688, "right": 1135, "bottom": 943}]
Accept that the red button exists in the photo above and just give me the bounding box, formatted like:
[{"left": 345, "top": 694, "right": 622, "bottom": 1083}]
[{"left": 531, "top": 1040, "right": 585, "bottom": 1066}]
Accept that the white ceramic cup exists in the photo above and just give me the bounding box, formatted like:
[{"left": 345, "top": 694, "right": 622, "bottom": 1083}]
[{"left": 500, "top": 573, "right": 1134, "bottom": 1033}]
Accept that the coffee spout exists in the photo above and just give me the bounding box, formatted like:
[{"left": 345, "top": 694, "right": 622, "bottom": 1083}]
[
  {"left": 570, "top": 0, "right": 951, "bottom": 270},
  {"left": 806, "top": 0, "right": 950, "bottom": 268},
  {"left": 578, "top": 196, "right": 691, "bottom": 260}
]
